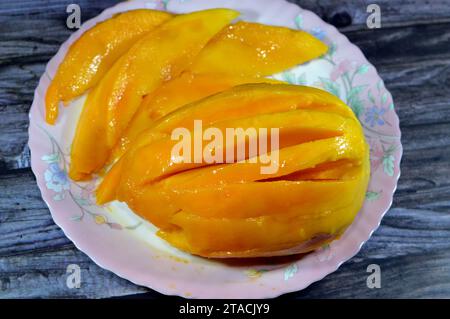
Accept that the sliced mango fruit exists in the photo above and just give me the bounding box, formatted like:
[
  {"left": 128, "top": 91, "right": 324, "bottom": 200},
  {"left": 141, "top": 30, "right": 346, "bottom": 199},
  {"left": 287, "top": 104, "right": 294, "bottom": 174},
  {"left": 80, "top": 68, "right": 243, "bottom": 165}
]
[
  {"left": 190, "top": 21, "right": 328, "bottom": 77},
  {"left": 49, "top": 6, "right": 369, "bottom": 258},
  {"left": 114, "top": 72, "right": 280, "bottom": 159},
  {"left": 97, "top": 84, "right": 359, "bottom": 199},
  {"left": 45, "top": 9, "right": 172, "bottom": 124},
  {"left": 96, "top": 83, "right": 370, "bottom": 257},
  {"left": 69, "top": 9, "right": 239, "bottom": 180}
]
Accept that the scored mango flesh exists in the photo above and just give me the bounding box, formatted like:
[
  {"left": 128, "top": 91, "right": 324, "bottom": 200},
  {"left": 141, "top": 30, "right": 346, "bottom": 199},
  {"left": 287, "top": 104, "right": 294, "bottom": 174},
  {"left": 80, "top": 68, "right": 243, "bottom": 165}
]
[
  {"left": 97, "top": 84, "right": 370, "bottom": 257},
  {"left": 113, "top": 72, "right": 281, "bottom": 160},
  {"left": 45, "top": 9, "right": 172, "bottom": 124}
]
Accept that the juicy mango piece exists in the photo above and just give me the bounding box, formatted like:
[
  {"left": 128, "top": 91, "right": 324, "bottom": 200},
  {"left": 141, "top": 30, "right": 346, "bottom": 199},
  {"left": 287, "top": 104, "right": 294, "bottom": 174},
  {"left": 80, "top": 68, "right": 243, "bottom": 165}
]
[
  {"left": 114, "top": 110, "right": 361, "bottom": 198},
  {"left": 115, "top": 72, "right": 279, "bottom": 159},
  {"left": 97, "top": 84, "right": 370, "bottom": 257},
  {"left": 97, "top": 84, "right": 359, "bottom": 200},
  {"left": 190, "top": 21, "right": 328, "bottom": 77},
  {"left": 45, "top": 9, "right": 172, "bottom": 124},
  {"left": 115, "top": 21, "right": 328, "bottom": 155},
  {"left": 69, "top": 9, "right": 239, "bottom": 180}
]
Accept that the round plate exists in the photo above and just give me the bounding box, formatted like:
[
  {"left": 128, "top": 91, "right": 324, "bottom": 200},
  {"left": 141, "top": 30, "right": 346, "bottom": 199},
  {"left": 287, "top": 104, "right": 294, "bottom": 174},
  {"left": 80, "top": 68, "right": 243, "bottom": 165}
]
[{"left": 28, "top": 0, "right": 402, "bottom": 298}]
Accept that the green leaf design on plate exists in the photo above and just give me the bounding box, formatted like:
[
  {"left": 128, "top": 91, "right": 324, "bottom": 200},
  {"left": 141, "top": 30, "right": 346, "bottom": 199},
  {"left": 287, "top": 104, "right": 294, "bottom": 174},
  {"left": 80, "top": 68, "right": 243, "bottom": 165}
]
[
  {"left": 366, "top": 191, "right": 380, "bottom": 201},
  {"left": 282, "top": 71, "right": 296, "bottom": 84},
  {"left": 357, "top": 64, "right": 370, "bottom": 75},
  {"left": 319, "top": 77, "right": 340, "bottom": 98},
  {"left": 284, "top": 263, "right": 298, "bottom": 281},
  {"left": 53, "top": 193, "right": 65, "bottom": 201},
  {"left": 382, "top": 92, "right": 388, "bottom": 105},
  {"left": 41, "top": 153, "right": 59, "bottom": 164},
  {"left": 368, "top": 89, "right": 375, "bottom": 104},
  {"left": 382, "top": 154, "right": 395, "bottom": 177},
  {"left": 295, "top": 14, "right": 303, "bottom": 29}
]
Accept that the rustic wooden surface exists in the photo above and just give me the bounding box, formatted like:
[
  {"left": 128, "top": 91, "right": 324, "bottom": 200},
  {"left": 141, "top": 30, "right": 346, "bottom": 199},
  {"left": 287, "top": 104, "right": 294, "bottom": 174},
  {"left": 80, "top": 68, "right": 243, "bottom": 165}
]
[{"left": 0, "top": 0, "right": 449, "bottom": 299}]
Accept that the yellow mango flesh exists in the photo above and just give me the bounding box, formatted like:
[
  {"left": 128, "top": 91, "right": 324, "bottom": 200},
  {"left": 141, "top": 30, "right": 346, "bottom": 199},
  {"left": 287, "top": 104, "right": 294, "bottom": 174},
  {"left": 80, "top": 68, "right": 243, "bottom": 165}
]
[
  {"left": 190, "top": 21, "right": 328, "bottom": 77},
  {"left": 114, "top": 72, "right": 279, "bottom": 159},
  {"left": 97, "top": 84, "right": 358, "bottom": 199},
  {"left": 45, "top": 9, "right": 172, "bottom": 124},
  {"left": 96, "top": 84, "right": 370, "bottom": 257},
  {"left": 116, "top": 111, "right": 360, "bottom": 196},
  {"left": 115, "top": 21, "right": 328, "bottom": 157},
  {"left": 159, "top": 152, "right": 369, "bottom": 257},
  {"left": 69, "top": 9, "right": 239, "bottom": 180}
]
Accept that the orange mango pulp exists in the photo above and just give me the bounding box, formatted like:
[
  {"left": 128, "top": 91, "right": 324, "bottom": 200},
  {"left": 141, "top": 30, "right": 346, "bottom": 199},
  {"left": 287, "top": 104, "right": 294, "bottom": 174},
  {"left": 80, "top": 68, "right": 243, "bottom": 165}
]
[
  {"left": 69, "top": 19, "right": 328, "bottom": 180},
  {"left": 115, "top": 21, "right": 328, "bottom": 157},
  {"left": 190, "top": 21, "right": 328, "bottom": 77},
  {"left": 96, "top": 84, "right": 370, "bottom": 257},
  {"left": 116, "top": 111, "right": 360, "bottom": 196},
  {"left": 114, "top": 72, "right": 280, "bottom": 159},
  {"left": 96, "top": 84, "right": 357, "bottom": 202},
  {"left": 69, "top": 9, "right": 239, "bottom": 180},
  {"left": 45, "top": 9, "right": 172, "bottom": 124}
]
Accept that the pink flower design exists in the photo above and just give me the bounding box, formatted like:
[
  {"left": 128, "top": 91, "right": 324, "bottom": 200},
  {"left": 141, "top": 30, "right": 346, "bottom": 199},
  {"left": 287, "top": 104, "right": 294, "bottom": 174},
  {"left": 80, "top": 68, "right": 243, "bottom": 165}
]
[
  {"left": 369, "top": 140, "right": 384, "bottom": 172},
  {"left": 330, "top": 59, "right": 354, "bottom": 82}
]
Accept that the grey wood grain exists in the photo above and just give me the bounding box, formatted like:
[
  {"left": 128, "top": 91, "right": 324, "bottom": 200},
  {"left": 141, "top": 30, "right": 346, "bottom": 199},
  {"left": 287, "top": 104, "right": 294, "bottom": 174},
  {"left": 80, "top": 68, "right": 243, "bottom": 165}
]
[{"left": 0, "top": 0, "right": 449, "bottom": 299}]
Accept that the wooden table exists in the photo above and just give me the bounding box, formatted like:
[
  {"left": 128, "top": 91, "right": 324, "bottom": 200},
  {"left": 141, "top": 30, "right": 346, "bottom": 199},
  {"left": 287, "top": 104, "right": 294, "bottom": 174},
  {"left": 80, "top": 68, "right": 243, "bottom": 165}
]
[{"left": 0, "top": 0, "right": 449, "bottom": 299}]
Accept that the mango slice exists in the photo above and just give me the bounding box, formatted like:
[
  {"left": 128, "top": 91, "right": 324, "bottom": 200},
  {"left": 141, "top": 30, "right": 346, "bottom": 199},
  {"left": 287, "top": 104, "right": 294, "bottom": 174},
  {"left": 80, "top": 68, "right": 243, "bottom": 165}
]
[
  {"left": 190, "top": 21, "right": 328, "bottom": 77},
  {"left": 115, "top": 21, "right": 328, "bottom": 155},
  {"left": 97, "top": 84, "right": 359, "bottom": 200},
  {"left": 116, "top": 111, "right": 361, "bottom": 197},
  {"left": 96, "top": 83, "right": 370, "bottom": 257},
  {"left": 69, "top": 9, "right": 239, "bottom": 180},
  {"left": 114, "top": 72, "right": 279, "bottom": 159},
  {"left": 45, "top": 9, "right": 172, "bottom": 124}
]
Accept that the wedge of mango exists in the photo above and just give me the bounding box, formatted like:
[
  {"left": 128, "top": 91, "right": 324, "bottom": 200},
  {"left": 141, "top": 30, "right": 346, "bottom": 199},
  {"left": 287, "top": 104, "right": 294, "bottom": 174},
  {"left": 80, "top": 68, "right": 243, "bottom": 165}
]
[
  {"left": 45, "top": 9, "right": 172, "bottom": 124},
  {"left": 69, "top": 8, "right": 239, "bottom": 180},
  {"left": 97, "top": 84, "right": 370, "bottom": 257}
]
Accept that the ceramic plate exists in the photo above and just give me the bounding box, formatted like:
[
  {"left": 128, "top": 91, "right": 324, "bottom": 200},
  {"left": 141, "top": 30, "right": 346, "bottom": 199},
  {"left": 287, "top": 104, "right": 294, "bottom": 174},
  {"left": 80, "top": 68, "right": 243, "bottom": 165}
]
[{"left": 28, "top": 0, "right": 402, "bottom": 298}]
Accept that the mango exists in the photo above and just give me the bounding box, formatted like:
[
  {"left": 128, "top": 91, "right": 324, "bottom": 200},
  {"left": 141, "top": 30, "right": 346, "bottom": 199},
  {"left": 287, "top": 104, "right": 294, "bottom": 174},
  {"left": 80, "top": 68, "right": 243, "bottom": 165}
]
[
  {"left": 114, "top": 21, "right": 328, "bottom": 156},
  {"left": 45, "top": 9, "right": 172, "bottom": 124},
  {"left": 97, "top": 84, "right": 359, "bottom": 200},
  {"left": 190, "top": 21, "right": 328, "bottom": 77},
  {"left": 69, "top": 9, "right": 239, "bottom": 180},
  {"left": 114, "top": 72, "right": 279, "bottom": 159},
  {"left": 96, "top": 84, "right": 370, "bottom": 257}
]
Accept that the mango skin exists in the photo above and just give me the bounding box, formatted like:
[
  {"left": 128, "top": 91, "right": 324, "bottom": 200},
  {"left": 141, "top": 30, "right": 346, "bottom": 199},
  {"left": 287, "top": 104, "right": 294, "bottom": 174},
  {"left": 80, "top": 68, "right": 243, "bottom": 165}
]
[
  {"left": 97, "top": 84, "right": 370, "bottom": 257},
  {"left": 69, "top": 9, "right": 239, "bottom": 181},
  {"left": 190, "top": 21, "right": 328, "bottom": 77},
  {"left": 45, "top": 9, "right": 172, "bottom": 124}
]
